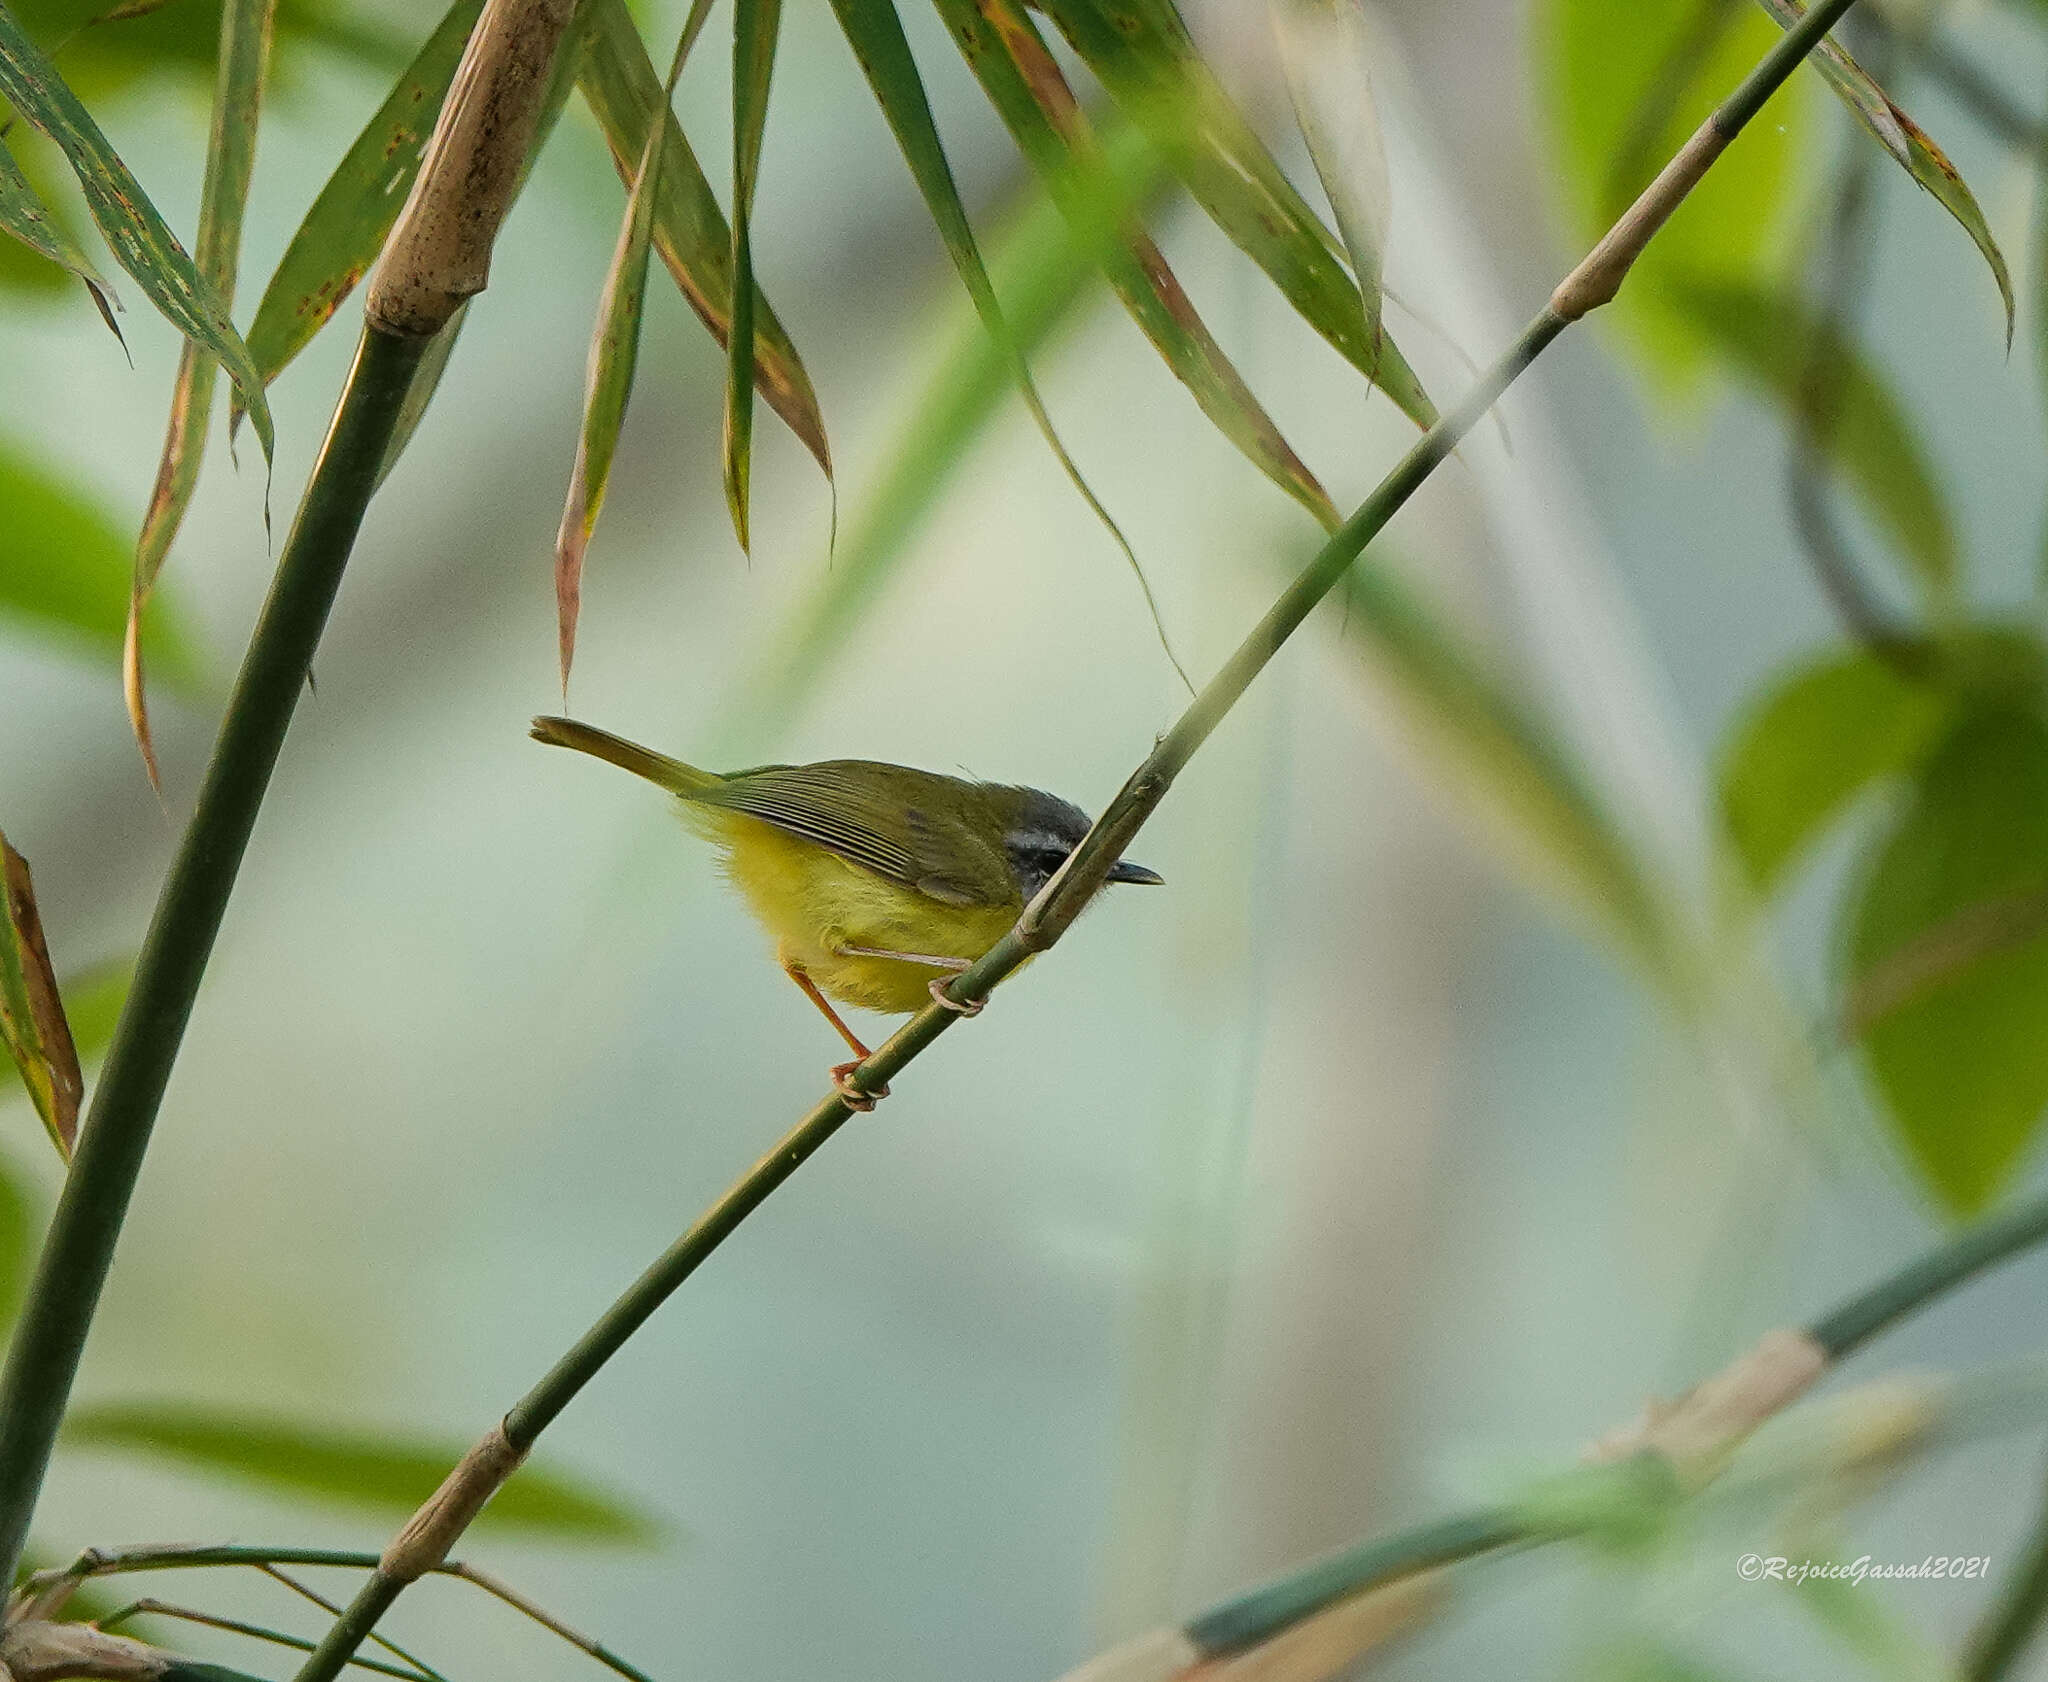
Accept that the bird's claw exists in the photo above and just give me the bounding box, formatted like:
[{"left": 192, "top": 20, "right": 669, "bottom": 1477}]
[
  {"left": 832, "top": 1061, "right": 888, "bottom": 1111},
  {"left": 928, "top": 976, "right": 984, "bottom": 1016}
]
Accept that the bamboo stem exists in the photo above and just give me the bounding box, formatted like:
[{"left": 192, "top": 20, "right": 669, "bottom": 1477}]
[
  {"left": 284, "top": 4, "right": 1871, "bottom": 1676},
  {"left": 0, "top": 325, "right": 427, "bottom": 1589}
]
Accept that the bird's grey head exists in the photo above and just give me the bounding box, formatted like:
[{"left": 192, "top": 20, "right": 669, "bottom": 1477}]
[{"left": 1002, "top": 787, "right": 1164, "bottom": 901}]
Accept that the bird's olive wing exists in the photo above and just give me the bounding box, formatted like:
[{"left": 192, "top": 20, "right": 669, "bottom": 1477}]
[{"left": 699, "top": 763, "right": 1013, "bottom": 905}]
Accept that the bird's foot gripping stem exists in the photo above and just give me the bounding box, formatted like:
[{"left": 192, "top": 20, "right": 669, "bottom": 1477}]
[
  {"left": 928, "top": 975, "right": 984, "bottom": 1017},
  {"left": 832, "top": 1061, "right": 889, "bottom": 1112}
]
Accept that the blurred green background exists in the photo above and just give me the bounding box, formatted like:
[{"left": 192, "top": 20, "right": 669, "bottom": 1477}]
[{"left": 4, "top": 0, "right": 2048, "bottom": 1676}]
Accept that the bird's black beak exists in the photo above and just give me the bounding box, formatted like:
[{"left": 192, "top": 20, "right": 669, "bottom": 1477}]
[{"left": 1107, "top": 858, "right": 1164, "bottom": 886}]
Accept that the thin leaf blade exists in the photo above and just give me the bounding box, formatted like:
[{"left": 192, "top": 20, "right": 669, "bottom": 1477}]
[
  {"left": 723, "top": 0, "right": 781, "bottom": 552},
  {"left": 0, "top": 9, "right": 274, "bottom": 461},
  {"left": 935, "top": 0, "right": 1340, "bottom": 530},
  {"left": 62, "top": 1403, "right": 661, "bottom": 1541},
  {"left": 0, "top": 836, "right": 82, "bottom": 1163},
  {"left": 577, "top": 0, "right": 831, "bottom": 479},
  {"left": 0, "top": 130, "right": 120, "bottom": 332},
  {"left": 127, "top": 0, "right": 276, "bottom": 793},
  {"left": 1751, "top": 0, "right": 2014, "bottom": 344}
]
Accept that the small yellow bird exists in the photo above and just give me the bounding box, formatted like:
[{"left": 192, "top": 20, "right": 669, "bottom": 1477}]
[{"left": 531, "top": 717, "right": 1162, "bottom": 1100}]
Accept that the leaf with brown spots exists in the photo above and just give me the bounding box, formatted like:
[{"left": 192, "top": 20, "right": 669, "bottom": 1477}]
[
  {"left": 577, "top": 0, "right": 831, "bottom": 482},
  {"left": 235, "top": 0, "right": 485, "bottom": 431},
  {"left": 128, "top": 0, "right": 276, "bottom": 794},
  {"left": 0, "top": 8, "right": 273, "bottom": 464},
  {"left": 0, "top": 836, "right": 83, "bottom": 1163},
  {"left": 0, "top": 131, "right": 121, "bottom": 339},
  {"left": 1752, "top": 0, "right": 2013, "bottom": 344},
  {"left": 935, "top": 0, "right": 1339, "bottom": 530}
]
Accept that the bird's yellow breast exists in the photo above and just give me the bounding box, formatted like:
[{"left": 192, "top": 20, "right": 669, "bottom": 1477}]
[{"left": 691, "top": 806, "right": 1020, "bottom": 1014}]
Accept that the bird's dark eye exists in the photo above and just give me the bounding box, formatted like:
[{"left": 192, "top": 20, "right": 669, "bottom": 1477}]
[{"left": 1008, "top": 844, "right": 1072, "bottom": 896}]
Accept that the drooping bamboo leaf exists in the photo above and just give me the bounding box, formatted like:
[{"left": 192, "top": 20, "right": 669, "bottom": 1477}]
[
  {"left": 1672, "top": 277, "right": 1956, "bottom": 602},
  {"left": 578, "top": 0, "right": 831, "bottom": 479},
  {"left": 0, "top": 130, "right": 119, "bottom": 334},
  {"left": 127, "top": 0, "right": 276, "bottom": 795},
  {"left": 722, "top": 0, "right": 781, "bottom": 552},
  {"left": 1848, "top": 705, "right": 2048, "bottom": 1215},
  {"left": 1718, "top": 644, "right": 1952, "bottom": 895},
  {"left": 934, "top": 0, "right": 1339, "bottom": 530},
  {"left": 235, "top": 0, "right": 485, "bottom": 429},
  {"left": 556, "top": 0, "right": 714, "bottom": 691},
  {"left": 1037, "top": 0, "right": 1435, "bottom": 429},
  {"left": 826, "top": 0, "right": 1185, "bottom": 685},
  {"left": 0, "top": 837, "right": 82, "bottom": 1164},
  {"left": 740, "top": 147, "right": 1170, "bottom": 728},
  {"left": 0, "top": 437, "right": 201, "bottom": 685},
  {"left": 1751, "top": 0, "right": 2015, "bottom": 344},
  {"left": 62, "top": 1403, "right": 661, "bottom": 1541},
  {"left": 0, "top": 8, "right": 273, "bottom": 463},
  {"left": 1541, "top": 0, "right": 1808, "bottom": 388},
  {"left": 1270, "top": 0, "right": 1390, "bottom": 346}
]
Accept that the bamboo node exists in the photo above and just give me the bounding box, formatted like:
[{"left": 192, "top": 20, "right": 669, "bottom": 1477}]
[{"left": 379, "top": 1421, "right": 527, "bottom": 1582}]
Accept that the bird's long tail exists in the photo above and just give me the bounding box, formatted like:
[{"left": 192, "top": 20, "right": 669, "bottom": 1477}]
[{"left": 530, "top": 716, "right": 723, "bottom": 797}]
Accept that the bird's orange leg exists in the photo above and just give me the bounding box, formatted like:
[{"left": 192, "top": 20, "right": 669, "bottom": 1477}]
[{"left": 783, "top": 963, "right": 889, "bottom": 1109}]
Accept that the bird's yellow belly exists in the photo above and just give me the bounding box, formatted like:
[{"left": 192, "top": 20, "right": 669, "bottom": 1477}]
[{"left": 695, "top": 809, "right": 1019, "bottom": 1014}]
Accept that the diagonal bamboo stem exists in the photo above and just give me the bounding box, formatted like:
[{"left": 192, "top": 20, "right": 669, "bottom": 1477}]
[{"left": 283, "top": 3, "right": 1871, "bottom": 1677}]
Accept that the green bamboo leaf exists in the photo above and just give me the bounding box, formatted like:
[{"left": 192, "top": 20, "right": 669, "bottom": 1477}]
[
  {"left": 722, "top": 0, "right": 780, "bottom": 552},
  {"left": 0, "top": 836, "right": 82, "bottom": 1163},
  {"left": 1672, "top": 277, "right": 1956, "bottom": 601},
  {"left": 556, "top": 0, "right": 713, "bottom": 690},
  {"left": 0, "top": 437, "right": 201, "bottom": 686},
  {"left": 1333, "top": 556, "right": 1678, "bottom": 983},
  {"left": 52, "top": 958, "right": 128, "bottom": 1070},
  {"left": 1718, "top": 645, "right": 1952, "bottom": 895},
  {"left": 1848, "top": 705, "right": 2048, "bottom": 1215},
  {"left": 1270, "top": 0, "right": 1389, "bottom": 345},
  {"left": 63, "top": 1403, "right": 662, "bottom": 1541},
  {"left": 1752, "top": 0, "right": 2014, "bottom": 344},
  {"left": 577, "top": 0, "right": 831, "bottom": 480},
  {"left": 0, "top": 1153, "right": 32, "bottom": 1329},
  {"left": 1541, "top": 0, "right": 1809, "bottom": 388},
  {"left": 236, "top": 0, "right": 485, "bottom": 425},
  {"left": 826, "top": 0, "right": 1185, "bottom": 685},
  {"left": 934, "top": 0, "right": 1340, "bottom": 530},
  {"left": 1036, "top": 0, "right": 1436, "bottom": 430},
  {"left": 0, "top": 8, "right": 273, "bottom": 464},
  {"left": 0, "top": 130, "right": 119, "bottom": 333},
  {"left": 128, "top": 0, "right": 276, "bottom": 795}
]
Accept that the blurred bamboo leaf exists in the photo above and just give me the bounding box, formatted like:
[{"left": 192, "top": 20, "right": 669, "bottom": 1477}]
[
  {"left": 1848, "top": 705, "right": 2048, "bottom": 1215},
  {"left": 578, "top": 0, "right": 832, "bottom": 480},
  {"left": 128, "top": 0, "right": 276, "bottom": 794},
  {"left": 0, "top": 438, "right": 201, "bottom": 685},
  {"left": 1334, "top": 558, "right": 1680, "bottom": 987},
  {"left": 935, "top": 0, "right": 1339, "bottom": 529},
  {"left": 237, "top": 0, "right": 484, "bottom": 424},
  {"left": 1718, "top": 645, "right": 1951, "bottom": 895},
  {"left": 556, "top": 0, "right": 712, "bottom": 690},
  {"left": 0, "top": 9, "right": 274, "bottom": 463},
  {"left": 826, "top": 0, "right": 1184, "bottom": 687},
  {"left": 53, "top": 959, "right": 129, "bottom": 1072},
  {"left": 0, "top": 837, "right": 82, "bottom": 1163},
  {"left": 722, "top": 0, "right": 781, "bottom": 552},
  {"left": 1036, "top": 0, "right": 1436, "bottom": 429},
  {"left": 1672, "top": 277, "right": 1956, "bottom": 601},
  {"left": 374, "top": 302, "right": 466, "bottom": 490},
  {"left": 0, "top": 131, "right": 120, "bottom": 333},
  {"left": 1270, "top": 0, "right": 1390, "bottom": 347},
  {"left": 0, "top": 1153, "right": 34, "bottom": 1329},
  {"left": 1790, "top": 1570, "right": 1953, "bottom": 1682},
  {"left": 1752, "top": 0, "right": 2014, "bottom": 344},
  {"left": 1541, "top": 0, "right": 1808, "bottom": 388},
  {"left": 63, "top": 1404, "right": 662, "bottom": 1541}
]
